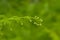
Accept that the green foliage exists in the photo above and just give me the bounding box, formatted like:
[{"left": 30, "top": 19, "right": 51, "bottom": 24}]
[
  {"left": 0, "top": 16, "right": 59, "bottom": 40},
  {"left": 0, "top": 0, "right": 60, "bottom": 40},
  {"left": 0, "top": 16, "right": 43, "bottom": 40}
]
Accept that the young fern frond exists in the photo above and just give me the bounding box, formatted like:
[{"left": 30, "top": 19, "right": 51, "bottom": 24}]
[
  {"left": 0, "top": 16, "right": 59, "bottom": 40},
  {"left": 0, "top": 16, "right": 44, "bottom": 40},
  {"left": 0, "top": 16, "right": 43, "bottom": 26}
]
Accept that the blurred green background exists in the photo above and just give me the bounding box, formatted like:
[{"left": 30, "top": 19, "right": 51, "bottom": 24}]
[{"left": 0, "top": 0, "right": 60, "bottom": 40}]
